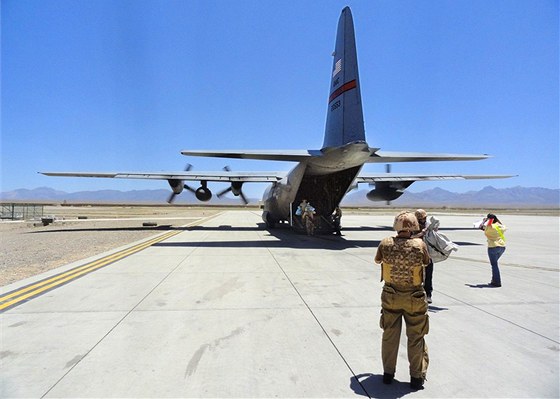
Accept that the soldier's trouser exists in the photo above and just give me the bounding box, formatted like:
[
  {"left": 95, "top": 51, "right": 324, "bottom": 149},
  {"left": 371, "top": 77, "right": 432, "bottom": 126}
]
[
  {"left": 424, "top": 261, "right": 434, "bottom": 297},
  {"left": 379, "top": 285, "right": 429, "bottom": 379}
]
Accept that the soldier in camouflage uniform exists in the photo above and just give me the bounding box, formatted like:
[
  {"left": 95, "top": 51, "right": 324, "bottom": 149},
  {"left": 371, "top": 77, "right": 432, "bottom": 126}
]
[{"left": 374, "top": 211, "right": 430, "bottom": 390}]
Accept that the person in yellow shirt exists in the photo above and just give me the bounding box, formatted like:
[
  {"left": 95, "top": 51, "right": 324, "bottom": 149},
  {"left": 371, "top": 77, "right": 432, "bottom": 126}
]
[{"left": 481, "top": 213, "right": 507, "bottom": 287}]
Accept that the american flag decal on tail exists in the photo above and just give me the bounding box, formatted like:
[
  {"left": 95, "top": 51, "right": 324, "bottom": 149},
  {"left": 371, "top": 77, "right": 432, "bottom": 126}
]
[{"left": 332, "top": 59, "right": 342, "bottom": 77}]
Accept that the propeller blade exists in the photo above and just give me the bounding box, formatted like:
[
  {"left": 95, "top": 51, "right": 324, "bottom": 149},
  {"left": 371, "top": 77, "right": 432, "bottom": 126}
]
[
  {"left": 239, "top": 191, "right": 249, "bottom": 205},
  {"left": 217, "top": 187, "right": 232, "bottom": 198},
  {"left": 167, "top": 192, "right": 177, "bottom": 204},
  {"left": 219, "top": 166, "right": 250, "bottom": 204},
  {"left": 167, "top": 164, "right": 195, "bottom": 203},
  {"left": 385, "top": 164, "right": 392, "bottom": 205},
  {"left": 184, "top": 184, "right": 196, "bottom": 193},
  {"left": 183, "top": 164, "right": 196, "bottom": 193}
]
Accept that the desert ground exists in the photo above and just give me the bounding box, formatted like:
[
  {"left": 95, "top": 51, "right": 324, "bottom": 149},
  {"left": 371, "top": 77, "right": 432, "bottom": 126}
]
[{"left": 0, "top": 205, "right": 223, "bottom": 286}]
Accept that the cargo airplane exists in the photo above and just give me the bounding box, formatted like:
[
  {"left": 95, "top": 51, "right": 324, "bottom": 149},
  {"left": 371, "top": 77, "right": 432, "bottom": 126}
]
[{"left": 41, "top": 7, "right": 513, "bottom": 233}]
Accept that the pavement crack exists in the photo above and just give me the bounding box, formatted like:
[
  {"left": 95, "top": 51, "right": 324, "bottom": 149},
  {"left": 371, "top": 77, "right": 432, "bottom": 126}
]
[{"left": 263, "top": 240, "right": 371, "bottom": 399}]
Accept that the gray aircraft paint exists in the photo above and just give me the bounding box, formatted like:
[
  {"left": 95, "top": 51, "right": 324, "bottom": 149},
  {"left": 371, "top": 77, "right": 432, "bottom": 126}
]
[
  {"left": 41, "top": 7, "right": 514, "bottom": 232},
  {"left": 323, "top": 7, "right": 366, "bottom": 149}
]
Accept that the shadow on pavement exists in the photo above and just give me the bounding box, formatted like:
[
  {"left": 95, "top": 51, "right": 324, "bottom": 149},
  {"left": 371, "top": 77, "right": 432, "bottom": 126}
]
[
  {"left": 465, "top": 283, "right": 495, "bottom": 289},
  {"left": 27, "top": 225, "right": 175, "bottom": 234},
  {"left": 351, "top": 373, "right": 416, "bottom": 398},
  {"left": 27, "top": 222, "right": 482, "bottom": 250},
  {"left": 153, "top": 238, "right": 381, "bottom": 251},
  {"left": 428, "top": 305, "right": 449, "bottom": 313}
]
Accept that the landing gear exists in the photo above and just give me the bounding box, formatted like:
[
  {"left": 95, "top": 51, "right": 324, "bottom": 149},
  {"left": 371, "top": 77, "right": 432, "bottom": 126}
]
[{"left": 264, "top": 212, "right": 276, "bottom": 229}]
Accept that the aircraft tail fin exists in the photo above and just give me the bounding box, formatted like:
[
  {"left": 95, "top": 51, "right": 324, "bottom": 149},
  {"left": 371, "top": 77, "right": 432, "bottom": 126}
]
[{"left": 322, "top": 7, "right": 366, "bottom": 150}]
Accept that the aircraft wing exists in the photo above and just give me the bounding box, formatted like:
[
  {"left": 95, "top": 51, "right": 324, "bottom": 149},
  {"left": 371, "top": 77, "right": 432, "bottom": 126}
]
[
  {"left": 356, "top": 173, "right": 516, "bottom": 183},
  {"left": 367, "top": 150, "right": 490, "bottom": 163},
  {"left": 39, "top": 171, "right": 286, "bottom": 183},
  {"left": 180, "top": 150, "right": 322, "bottom": 162}
]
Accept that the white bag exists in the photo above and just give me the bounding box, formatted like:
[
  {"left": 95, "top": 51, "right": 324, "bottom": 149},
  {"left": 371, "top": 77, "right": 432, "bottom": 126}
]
[
  {"left": 473, "top": 218, "right": 485, "bottom": 229},
  {"left": 424, "top": 216, "right": 458, "bottom": 263}
]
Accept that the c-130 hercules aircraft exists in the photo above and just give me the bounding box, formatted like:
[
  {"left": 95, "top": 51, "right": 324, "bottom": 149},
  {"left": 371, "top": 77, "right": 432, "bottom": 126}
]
[{"left": 42, "top": 7, "right": 513, "bottom": 233}]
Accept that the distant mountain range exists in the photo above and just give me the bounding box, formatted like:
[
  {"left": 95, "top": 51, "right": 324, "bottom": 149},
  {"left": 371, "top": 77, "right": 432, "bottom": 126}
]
[
  {"left": 0, "top": 187, "right": 244, "bottom": 205},
  {"left": 1, "top": 186, "right": 558, "bottom": 208},
  {"left": 343, "top": 186, "right": 559, "bottom": 208}
]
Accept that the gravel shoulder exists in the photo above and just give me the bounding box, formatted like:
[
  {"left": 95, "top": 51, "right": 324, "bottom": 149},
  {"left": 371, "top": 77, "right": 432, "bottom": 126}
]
[{"left": 0, "top": 206, "right": 222, "bottom": 287}]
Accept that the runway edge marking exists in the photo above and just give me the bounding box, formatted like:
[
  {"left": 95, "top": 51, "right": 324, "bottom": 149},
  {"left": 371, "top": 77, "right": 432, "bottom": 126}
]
[{"left": 0, "top": 213, "right": 221, "bottom": 312}]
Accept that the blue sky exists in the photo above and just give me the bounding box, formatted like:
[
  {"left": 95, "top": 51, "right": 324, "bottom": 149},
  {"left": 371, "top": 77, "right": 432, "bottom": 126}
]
[{"left": 2, "top": 0, "right": 558, "bottom": 199}]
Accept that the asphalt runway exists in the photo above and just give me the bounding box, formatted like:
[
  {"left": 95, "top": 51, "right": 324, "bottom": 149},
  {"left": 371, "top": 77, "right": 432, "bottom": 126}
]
[{"left": 1, "top": 210, "right": 558, "bottom": 398}]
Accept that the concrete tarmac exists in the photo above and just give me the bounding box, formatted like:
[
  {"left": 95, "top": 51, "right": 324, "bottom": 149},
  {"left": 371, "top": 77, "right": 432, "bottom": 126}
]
[{"left": 1, "top": 210, "right": 558, "bottom": 398}]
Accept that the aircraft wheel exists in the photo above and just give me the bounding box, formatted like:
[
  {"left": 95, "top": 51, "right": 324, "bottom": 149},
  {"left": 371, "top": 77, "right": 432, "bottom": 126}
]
[{"left": 265, "top": 213, "right": 276, "bottom": 229}]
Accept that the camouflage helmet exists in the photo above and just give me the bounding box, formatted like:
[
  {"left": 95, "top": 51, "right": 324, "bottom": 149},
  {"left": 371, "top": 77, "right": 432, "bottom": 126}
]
[
  {"left": 393, "top": 211, "right": 420, "bottom": 232},
  {"left": 415, "top": 209, "right": 427, "bottom": 220}
]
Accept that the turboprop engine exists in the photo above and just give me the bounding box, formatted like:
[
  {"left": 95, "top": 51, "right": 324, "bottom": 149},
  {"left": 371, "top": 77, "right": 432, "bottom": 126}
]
[
  {"left": 366, "top": 171, "right": 413, "bottom": 201},
  {"left": 167, "top": 179, "right": 212, "bottom": 203},
  {"left": 366, "top": 187, "right": 404, "bottom": 201},
  {"left": 194, "top": 185, "right": 212, "bottom": 202},
  {"left": 168, "top": 179, "right": 184, "bottom": 195}
]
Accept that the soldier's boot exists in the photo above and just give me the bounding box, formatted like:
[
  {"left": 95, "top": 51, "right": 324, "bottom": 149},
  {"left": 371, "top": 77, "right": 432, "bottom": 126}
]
[
  {"left": 382, "top": 373, "right": 394, "bottom": 384},
  {"left": 410, "top": 377, "right": 424, "bottom": 390}
]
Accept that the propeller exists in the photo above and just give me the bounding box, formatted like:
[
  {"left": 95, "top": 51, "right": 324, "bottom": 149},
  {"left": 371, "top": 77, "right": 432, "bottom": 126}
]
[
  {"left": 217, "top": 166, "right": 249, "bottom": 205},
  {"left": 385, "top": 164, "right": 392, "bottom": 205},
  {"left": 368, "top": 164, "right": 393, "bottom": 205},
  {"left": 167, "top": 193, "right": 177, "bottom": 204},
  {"left": 167, "top": 164, "right": 197, "bottom": 204}
]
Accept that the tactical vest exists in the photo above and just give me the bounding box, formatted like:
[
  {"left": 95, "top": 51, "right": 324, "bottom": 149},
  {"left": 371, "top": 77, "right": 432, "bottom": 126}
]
[{"left": 379, "top": 237, "right": 425, "bottom": 288}]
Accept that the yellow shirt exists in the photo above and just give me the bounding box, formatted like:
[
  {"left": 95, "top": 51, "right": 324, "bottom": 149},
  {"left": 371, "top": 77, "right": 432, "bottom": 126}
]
[{"left": 484, "top": 223, "right": 507, "bottom": 247}]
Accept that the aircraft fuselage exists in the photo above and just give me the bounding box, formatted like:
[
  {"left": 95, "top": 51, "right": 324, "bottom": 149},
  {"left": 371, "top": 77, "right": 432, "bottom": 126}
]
[
  {"left": 40, "top": 7, "right": 512, "bottom": 235},
  {"left": 261, "top": 141, "right": 370, "bottom": 231}
]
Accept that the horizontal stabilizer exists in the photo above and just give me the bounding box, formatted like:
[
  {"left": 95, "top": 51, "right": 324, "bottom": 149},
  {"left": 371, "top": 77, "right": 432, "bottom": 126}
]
[
  {"left": 180, "top": 150, "right": 322, "bottom": 162},
  {"left": 368, "top": 151, "right": 490, "bottom": 163}
]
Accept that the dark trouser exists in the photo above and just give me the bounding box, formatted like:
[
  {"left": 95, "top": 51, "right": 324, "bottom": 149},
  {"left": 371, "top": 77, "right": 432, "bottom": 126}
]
[
  {"left": 379, "top": 285, "right": 429, "bottom": 379},
  {"left": 424, "top": 261, "right": 433, "bottom": 297},
  {"left": 488, "top": 246, "right": 505, "bottom": 284}
]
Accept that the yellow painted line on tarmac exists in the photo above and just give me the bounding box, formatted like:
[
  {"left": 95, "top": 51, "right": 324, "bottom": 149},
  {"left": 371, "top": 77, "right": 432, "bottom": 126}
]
[{"left": 0, "top": 213, "right": 220, "bottom": 312}]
